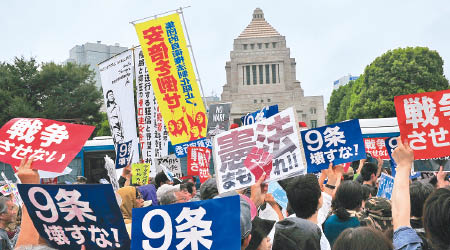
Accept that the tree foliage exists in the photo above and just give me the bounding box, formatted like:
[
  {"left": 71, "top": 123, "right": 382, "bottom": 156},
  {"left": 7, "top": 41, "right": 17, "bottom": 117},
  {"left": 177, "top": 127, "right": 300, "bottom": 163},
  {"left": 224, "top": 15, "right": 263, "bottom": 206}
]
[
  {"left": 0, "top": 57, "right": 106, "bottom": 137},
  {"left": 327, "top": 47, "right": 449, "bottom": 124}
]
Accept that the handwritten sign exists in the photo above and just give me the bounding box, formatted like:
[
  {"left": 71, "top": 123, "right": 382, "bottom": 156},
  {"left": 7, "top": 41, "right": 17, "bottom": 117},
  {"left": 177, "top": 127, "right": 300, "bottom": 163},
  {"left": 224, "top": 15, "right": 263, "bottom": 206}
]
[
  {"left": 132, "top": 163, "right": 151, "bottom": 186},
  {"left": 155, "top": 154, "right": 182, "bottom": 179},
  {"left": 207, "top": 103, "right": 231, "bottom": 137}
]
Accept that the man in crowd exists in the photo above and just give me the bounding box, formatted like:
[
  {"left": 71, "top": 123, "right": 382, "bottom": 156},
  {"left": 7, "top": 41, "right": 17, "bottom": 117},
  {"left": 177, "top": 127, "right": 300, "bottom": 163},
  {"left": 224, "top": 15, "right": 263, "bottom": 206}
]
[{"left": 0, "top": 196, "right": 16, "bottom": 250}]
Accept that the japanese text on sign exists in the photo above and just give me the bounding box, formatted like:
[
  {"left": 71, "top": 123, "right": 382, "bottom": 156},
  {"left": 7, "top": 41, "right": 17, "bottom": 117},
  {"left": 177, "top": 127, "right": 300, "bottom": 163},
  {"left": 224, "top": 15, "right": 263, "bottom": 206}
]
[
  {"left": 376, "top": 173, "right": 394, "bottom": 200},
  {"left": 135, "top": 13, "right": 207, "bottom": 145},
  {"left": 188, "top": 147, "right": 212, "bottom": 183},
  {"left": 301, "top": 119, "right": 366, "bottom": 173},
  {"left": 213, "top": 107, "right": 306, "bottom": 193},
  {"left": 364, "top": 137, "right": 390, "bottom": 159},
  {"left": 394, "top": 89, "right": 450, "bottom": 159},
  {"left": 0, "top": 118, "right": 94, "bottom": 173}
]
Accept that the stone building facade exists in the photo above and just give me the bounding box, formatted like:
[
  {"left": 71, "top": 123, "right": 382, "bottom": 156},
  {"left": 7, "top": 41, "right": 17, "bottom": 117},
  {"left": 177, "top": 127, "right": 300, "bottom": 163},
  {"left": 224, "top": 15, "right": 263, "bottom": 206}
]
[{"left": 221, "top": 8, "right": 326, "bottom": 128}]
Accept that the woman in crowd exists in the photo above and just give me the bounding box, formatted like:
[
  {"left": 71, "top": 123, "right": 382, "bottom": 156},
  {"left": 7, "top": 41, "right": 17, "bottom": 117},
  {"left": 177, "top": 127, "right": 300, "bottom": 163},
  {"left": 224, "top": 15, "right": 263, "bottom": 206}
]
[{"left": 117, "top": 186, "right": 144, "bottom": 236}]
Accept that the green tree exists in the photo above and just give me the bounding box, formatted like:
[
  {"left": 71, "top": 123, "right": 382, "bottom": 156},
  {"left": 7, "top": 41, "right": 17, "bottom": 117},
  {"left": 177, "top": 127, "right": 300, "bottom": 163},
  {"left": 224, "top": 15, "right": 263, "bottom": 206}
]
[
  {"left": 0, "top": 57, "right": 104, "bottom": 137},
  {"left": 327, "top": 47, "right": 449, "bottom": 123}
]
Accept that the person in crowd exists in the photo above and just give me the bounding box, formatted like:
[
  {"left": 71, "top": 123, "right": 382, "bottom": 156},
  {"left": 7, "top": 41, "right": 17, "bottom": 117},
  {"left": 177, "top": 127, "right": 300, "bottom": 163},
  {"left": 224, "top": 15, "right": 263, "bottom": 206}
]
[
  {"left": 117, "top": 186, "right": 144, "bottom": 236},
  {"left": 358, "top": 197, "right": 393, "bottom": 233},
  {"left": 342, "top": 166, "right": 354, "bottom": 181},
  {"left": 409, "top": 181, "right": 434, "bottom": 250},
  {"left": 181, "top": 181, "right": 197, "bottom": 200},
  {"left": 247, "top": 217, "right": 275, "bottom": 250},
  {"left": 282, "top": 163, "right": 342, "bottom": 250},
  {"left": 154, "top": 171, "right": 171, "bottom": 189},
  {"left": 157, "top": 184, "right": 190, "bottom": 205},
  {"left": 332, "top": 227, "right": 393, "bottom": 250},
  {"left": 323, "top": 180, "right": 363, "bottom": 246},
  {"left": 118, "top": 164, "right": 131, "bottom": 188},
  {"left": 360, "top": 162, "right": 380, "bottom": 197},
  {"left": 272, "top": 216, "right": 322, "bottom": 250},
  {"left": 240, "top": 193, "right": 253, "bottom": 250},
  {"left": 0, "top": 196, "right": 16, "bottom": 250},
  {"left": 137, "top": 184, "right": 158, "bottom": 207},
  {"left": 391, "top": 138, "right": 450, "bottom": 250},
  {"left": 200, "top": 178, "right": 218, "bottom": 200}
]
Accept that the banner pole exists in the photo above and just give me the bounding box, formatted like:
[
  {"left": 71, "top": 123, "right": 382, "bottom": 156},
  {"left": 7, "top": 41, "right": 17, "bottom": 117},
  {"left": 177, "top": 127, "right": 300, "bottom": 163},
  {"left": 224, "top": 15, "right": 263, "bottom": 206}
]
[
  {"left": 177, "top": 7, "right": 208, "bottom": 108},
  {"left": 129, "top": 6, "right": 191, "bottom": 24}
]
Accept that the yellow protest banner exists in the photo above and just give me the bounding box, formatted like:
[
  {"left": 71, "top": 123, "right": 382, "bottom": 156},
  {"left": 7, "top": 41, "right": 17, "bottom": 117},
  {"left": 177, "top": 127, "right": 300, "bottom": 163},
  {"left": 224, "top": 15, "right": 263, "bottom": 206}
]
[
  {"left": 131, "top": 163, "right": 151, "bottom": 186},
  {"left": 135, "top": 13, "right": 207, "bottom": 146}
]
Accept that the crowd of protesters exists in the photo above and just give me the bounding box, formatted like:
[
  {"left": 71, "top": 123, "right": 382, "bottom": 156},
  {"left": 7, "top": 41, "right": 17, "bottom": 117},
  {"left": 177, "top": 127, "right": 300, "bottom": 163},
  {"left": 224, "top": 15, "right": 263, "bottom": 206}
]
[{"left": 0, "top": 136, "right": 449, "bottom": 250}]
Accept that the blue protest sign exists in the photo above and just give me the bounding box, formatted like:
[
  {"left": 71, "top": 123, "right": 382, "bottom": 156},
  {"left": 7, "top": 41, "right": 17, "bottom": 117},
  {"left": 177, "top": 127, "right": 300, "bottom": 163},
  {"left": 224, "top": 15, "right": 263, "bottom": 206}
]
[
  {"left": 240, "top": 105, "right": 279, "bottom": 126},
  {"left": 171, "top": 137, "right": 212, "bottom": 158},
  {"left": 115, "top": 139, "right": 133, "bottom": 169},
  {"left": 131, "top": 195, "right": 241, "bottom": 250},
  {"left": 377, "top": 173, "right": 395, "bottom": 200},
  {"left": 268, "top": 182, "right": 288, "bottom": 209},
  {"left": 301, "top": 119, "right": 366, "bottom": 173},
  {"left": 17, "top": 184, "right": 130, "bottom": 249},
  {"left": 385, "top": 137, "right": 421, "bottom": 179}
]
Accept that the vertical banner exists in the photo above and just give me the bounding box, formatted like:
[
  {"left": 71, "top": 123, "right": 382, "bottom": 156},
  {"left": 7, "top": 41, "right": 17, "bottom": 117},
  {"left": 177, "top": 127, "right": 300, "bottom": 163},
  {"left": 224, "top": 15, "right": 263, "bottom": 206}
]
[
  {"left": 99, "top": 50, "right": 139, "bottom": 163},
  {"left": 213, "top": 107, "right": 306, "bottom": 193},
  {"left": 17, "top": 184, "right": 130, "bottom": 249},
  {"left": 376, "top": 173, "right": 395, "bottom": 200},
  {"left": 104, "top": 155, "right": 120, "bottom": 191},
  {"left": 187, "top": 147, "right": 211, "bottom": 183},
  {"left": 135, "top": 13, "right": 207, "bottom": 148},
  {"left": 301, "top": 119, "right": 366, "bottom": 173},
  {"left": 207, "top": 103, "right": 231, "bottom": 137},
  {"left": 134, "top": 47, "right": 169, "bottom": 172},
  {"left": 131, "top": 195, "right": 241, "bottom": 250},
  {"left": 394, "top": 89, "right": 450, "bottom": 159},
  {"left": 155, "top": 154, "right": 182, "bottom": 179},
  {"left": 363, "top": 137, "right": 390, "bottom": 159},
  {"left": 0, "top": 118, "right": 94, "bottom": 173},
  {"left": 132, "top": 163, "right": 151, "bottom": 185},
  {"left": 241, "top": 105, "right": 279, "bottom": 126}
]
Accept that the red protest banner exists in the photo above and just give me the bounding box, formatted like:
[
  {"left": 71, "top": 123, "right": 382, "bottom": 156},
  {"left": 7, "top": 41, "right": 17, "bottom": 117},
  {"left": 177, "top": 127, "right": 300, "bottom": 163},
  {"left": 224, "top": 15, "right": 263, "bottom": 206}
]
[
  {"left": 363, "top": 137, "right": 390, "bottom": 160},
  {"left": 187, "top": 147, "right": 211, "bottom": 182},
  {"left": 0, "top": 118, "right": 94, "bottom": 173},
  {"left": 394, "top": 89, "right": 450, "bottom": 159}
]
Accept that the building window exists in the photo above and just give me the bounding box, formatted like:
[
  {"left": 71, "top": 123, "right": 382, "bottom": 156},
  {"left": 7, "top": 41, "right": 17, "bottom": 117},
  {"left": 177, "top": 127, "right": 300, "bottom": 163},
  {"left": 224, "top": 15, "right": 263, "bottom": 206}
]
[
  {"left": 254, "top": 99, "right": 257, "bottom": 104},
  {"left": 265, "top": 43, "right": 269, "bottom": 48},
  {"left": 265, "top": 64, "right": 270, "bottom": 84},
  {"left": 310, "top": 108, "right": 316, "bottom": 114},
  {"left": 246, "top": 66, "right": 250, "bottom": 85},
  {"left": 261, "top": 99, "right": 264, "bottom": 103},
  {"left": 252, "top": 65, "right": 257, "bottom": 85},
  {"left": 311, "top": 120, "right": 317, "bottom": 128},
  {"left": 243, "top": 44, "right": 248, "bottom": 50},
  {"left": 272, "top": 42, "right": 277, "bottom": 48},
  {"left": 258, "top": 43, "right": 262, "bottom": 49},
  {"left": 250, "top": 44, "right": 255, "bottom": 50},
  {"left": 259, "top": 65, "right": 264, "bottom": 84},
  {"left": 267, "top": 98, "right": 271, "bottom": 102},
  {"left": 272, "top": 64, "right": 277, "bottom": 83}
]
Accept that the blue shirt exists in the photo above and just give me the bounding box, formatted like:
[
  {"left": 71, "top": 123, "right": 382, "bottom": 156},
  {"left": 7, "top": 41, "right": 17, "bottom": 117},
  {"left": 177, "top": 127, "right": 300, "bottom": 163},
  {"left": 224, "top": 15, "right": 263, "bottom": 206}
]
[
  {"left": 323, "top": 214, "right": 360, "bottom": 246},
  {"left": 393, "top": 226, "right": 423, "bottom": 250}
]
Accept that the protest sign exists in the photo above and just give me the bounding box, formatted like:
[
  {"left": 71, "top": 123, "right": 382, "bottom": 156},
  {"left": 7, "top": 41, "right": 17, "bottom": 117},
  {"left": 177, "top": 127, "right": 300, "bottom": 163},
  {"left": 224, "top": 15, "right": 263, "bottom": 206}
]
[
  {"left": 135, "top": 13, "right": 207, "bottom": 147},
  {"left": 172, "top": 137, "right": 212, "bottom": 158},
  {"left": 377, "top": 173, "right": 395, "bottom": 200},
  {"left": 131, "top": 195, "right": 241, "bottom": 250},
  {"left": 187, "top": 147, "right": 212, "bottom": 183},
  {"left": 363, "top": 137, "right": 390, "bottom": 160},
  {"left": 155, "top": 154, "right": 182, "bottom": 179},
  {"left": 0, "top": 118, "right": 94, "bottom": 173},
  {"left": 104, "top": 155, "right": 120, "bottom": 191},
  {"left": 207, "top": 103, "right": 231, "bottom": 137},
  {"left": 132, "top": 163, "right": 151, "bottom": 186},
  {"left": 17, "top": 184, "right": 130, "bottom": 249},
  {"left": 385, "top": 137, "right": 447, "bottom": 175},
  {"left": 213, "top": 107, "right": 306, "bottom": 193},
  {"left": 240, "top": 105, "right": 279, "bottom": 126},
  {"left": 115, "top": 139, "right": 133, "bottom": 169},
  {"left": 301, "top": 119, "right": 366, "bottom": 173},
  {"left": 394, "top": 89, "right": 450, "bottom": 159},
  {"left": 134, "top": 47, "right": 169, "bottom": 171},
  {"left": 0, "top": 172, "right": 22, "bottom": 207},
  {"left": 99, "top": 50, "right": 139, "bottom": 164},
  {"left": 41, "top": 177, "right": 58, "bottom": 184},
  {"left": 0, "top": 184, "right": 13, "bottom": 196},
  {"left": 268, "top": 181, "right": 288, "bottom": 209}
]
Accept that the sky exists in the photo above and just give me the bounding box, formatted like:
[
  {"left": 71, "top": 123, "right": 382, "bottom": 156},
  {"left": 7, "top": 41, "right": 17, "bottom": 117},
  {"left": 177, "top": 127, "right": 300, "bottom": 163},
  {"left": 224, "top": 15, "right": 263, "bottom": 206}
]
[{"left": 1, "top": 0, "right": 449, "bottom": 106}]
